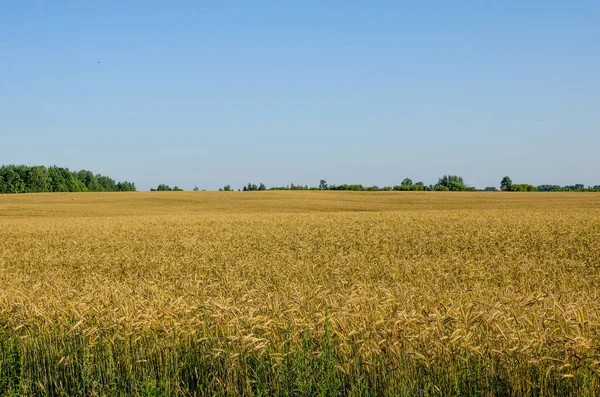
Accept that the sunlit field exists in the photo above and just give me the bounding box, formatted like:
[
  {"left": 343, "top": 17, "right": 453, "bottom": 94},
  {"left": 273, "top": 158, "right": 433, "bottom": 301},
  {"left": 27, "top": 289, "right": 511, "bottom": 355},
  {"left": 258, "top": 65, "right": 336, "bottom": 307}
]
[{"left": 1, "top": 192, "right": 599, "bottom": 396}]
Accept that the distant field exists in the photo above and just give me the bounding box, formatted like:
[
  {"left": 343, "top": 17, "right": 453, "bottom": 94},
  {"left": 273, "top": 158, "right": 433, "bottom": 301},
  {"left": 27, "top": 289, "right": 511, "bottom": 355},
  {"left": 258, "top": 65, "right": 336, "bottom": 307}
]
[{"left": 1, "top": 192, "right": 599, "bottom": 396}]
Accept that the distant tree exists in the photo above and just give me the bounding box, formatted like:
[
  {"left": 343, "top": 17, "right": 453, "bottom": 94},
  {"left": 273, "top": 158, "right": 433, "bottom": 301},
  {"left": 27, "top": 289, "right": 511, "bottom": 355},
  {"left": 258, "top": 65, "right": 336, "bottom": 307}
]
[
  {"left": 96, "top": 175, "right": 117, "bottom": 192},
  {"left": 449, "top": 181, "right": 468, "bottom": 191},
  {"left": 511, "top": 184, "right": 537, "bottom": 192},
  {"left": 75, "top": 170, "right": 100, "bottom": 191},
  {"left": 24, "top": 166, "right": 50, "bottom": 192},
  {"left": 173, "top": 186, "right": 183, "bottom": 191},
  {"left": 319, "top": 180, "right": 328, "bottom": 190},
  {"left": 537, "top": 185, "right": 561, "bottom": 192},
  {"left": 258, "top": 183, "right": 266, "bottom": 191},
  {"left": 393, "top": 179, "right": 425, "bottom": 191},
  {"left": 330, "top": 184, "right": 365, "bottom": 191},
  {"left": 116, "top": 181, "right": 136, "bottom": 191},
  {"left": 156, "top": 184, "right": 172, "bottom": 191},
  {"left": 500, "top": 176, "right": 513, "bottom": 191},
  {"left": 0, "top": 166, "right": 25, "bottom": 193},
  {"left": 223, "top": 185, "right": 232, "bottom": 191},
  {"left": 13, "top": 165, "right": 29, "bottom": 187},
  {"left": 193, "top": 186, "right": 200, "bottom": 191},
  {"left": 484, "top": 186, "right": 498, "bottom": 191},
  {"left": 435, "top": 175, "right": 467, "bottom": 191},
  {"left": 561, "top": 184, "right": 585, "bottom": 191},
  {"left": 47, "top": 166, "right": 69, "bottom": 192},
  {"left": 0, "top": 165, "right": 137, "bottom": 194}
]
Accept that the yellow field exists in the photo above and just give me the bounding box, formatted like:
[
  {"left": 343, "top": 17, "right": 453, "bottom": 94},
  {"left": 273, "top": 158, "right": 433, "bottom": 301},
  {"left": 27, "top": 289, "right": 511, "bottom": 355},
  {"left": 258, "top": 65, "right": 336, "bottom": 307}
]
[{"left": 1, "top": 192, "right": 599, "bottom": 395}]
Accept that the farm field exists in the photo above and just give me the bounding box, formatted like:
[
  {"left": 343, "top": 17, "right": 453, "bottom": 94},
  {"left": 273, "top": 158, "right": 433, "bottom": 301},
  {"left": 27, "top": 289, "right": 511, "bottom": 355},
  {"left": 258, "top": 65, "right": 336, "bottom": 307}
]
[{"left": 1, "top": 191, "right": 600, "bottom": 396}]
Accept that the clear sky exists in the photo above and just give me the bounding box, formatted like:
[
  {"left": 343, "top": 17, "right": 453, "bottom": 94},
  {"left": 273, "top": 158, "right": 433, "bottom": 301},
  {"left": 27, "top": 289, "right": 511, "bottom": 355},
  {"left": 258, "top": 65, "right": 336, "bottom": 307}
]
[{"left": 1, "top": 1, "right": 599, "bottom": 190}]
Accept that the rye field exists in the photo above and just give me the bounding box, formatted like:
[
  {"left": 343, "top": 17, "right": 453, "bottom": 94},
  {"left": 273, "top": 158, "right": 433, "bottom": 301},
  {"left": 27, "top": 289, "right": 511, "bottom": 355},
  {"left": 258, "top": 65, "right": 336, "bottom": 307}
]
[{"left": 1, "top": 191, "right": 599, "bottom": 396}]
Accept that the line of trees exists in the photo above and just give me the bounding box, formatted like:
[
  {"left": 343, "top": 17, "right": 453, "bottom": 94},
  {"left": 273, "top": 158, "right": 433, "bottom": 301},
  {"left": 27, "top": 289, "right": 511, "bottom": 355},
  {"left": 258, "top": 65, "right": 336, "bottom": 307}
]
[
  {"left": 0, "top": 165, "right": 135, "bottom": 194},
  {"left": 535, "top": 184, "right": 600, "bottom": 192},
  {"left": 500, "top": 176, "right": 537, "bottom": 192},
  {"left": 242, "top": 183, "right": 267, "bottom": 191},
  {"left": 500, "top": 176, "right": 600, "bottom": 192},
  {"left": 230, "top": 176, "right": 473, "bottom": 192},
  {"left": 3, "top": 166, "right": 599, "bottom": 194},
  {"left": 229, "top": 176, "right": 600, "bottom": 192},
  {"left": 150, "top": 184, "right": 183, "bottom": 191}
]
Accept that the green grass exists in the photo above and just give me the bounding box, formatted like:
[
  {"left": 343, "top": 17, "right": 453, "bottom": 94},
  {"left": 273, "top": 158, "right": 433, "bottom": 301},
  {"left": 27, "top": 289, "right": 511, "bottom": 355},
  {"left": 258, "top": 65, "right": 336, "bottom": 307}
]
[{"left": 0, "top": 327, "right": 592, "bottom": 396}]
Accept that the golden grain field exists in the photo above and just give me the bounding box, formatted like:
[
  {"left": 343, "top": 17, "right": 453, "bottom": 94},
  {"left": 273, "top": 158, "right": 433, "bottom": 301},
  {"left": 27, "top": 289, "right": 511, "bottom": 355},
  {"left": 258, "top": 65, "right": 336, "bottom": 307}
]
[{"left": 1, "top": 191, "right": 599, "bottom": 396}]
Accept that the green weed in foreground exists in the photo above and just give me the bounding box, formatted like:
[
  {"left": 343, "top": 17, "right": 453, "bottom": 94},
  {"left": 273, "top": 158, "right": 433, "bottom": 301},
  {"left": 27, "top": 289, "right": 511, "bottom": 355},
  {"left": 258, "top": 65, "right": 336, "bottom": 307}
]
[{"left": 0, "top": 328, "right": 594, "bottom": 396}]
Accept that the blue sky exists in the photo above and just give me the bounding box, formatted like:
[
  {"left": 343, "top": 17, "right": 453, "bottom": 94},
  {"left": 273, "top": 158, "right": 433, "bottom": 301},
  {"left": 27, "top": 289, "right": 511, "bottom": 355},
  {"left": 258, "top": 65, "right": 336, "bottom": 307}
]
[{"left": 1, "top": 1, "right": 598, "bottom": 190}]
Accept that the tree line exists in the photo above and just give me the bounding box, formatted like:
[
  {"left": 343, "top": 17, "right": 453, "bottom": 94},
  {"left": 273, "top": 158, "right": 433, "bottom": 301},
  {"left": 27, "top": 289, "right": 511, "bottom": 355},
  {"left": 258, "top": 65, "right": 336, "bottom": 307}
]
[
  {"left": 0, "top": 165, "right": 136, "bottom": 193},
  {"left": 230, "top": 176, "right": 472, "bottom": 192},
  {"left": 499, "top": 176, "right": 600, "bottom": 192},
  {"left": 218, "top": 175, "right": 600, "bottom": 192},
  {"left": 2, "top": 166, "right": 599, "bottom": 194},
  {"left": 150, "top": 184, "right": 183, "bottom": 192}
]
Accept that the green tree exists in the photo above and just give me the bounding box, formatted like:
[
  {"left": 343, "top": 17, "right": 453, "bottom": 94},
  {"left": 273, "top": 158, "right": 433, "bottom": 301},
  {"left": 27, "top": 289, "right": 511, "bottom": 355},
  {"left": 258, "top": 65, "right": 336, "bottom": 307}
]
[
  {"left": 96, "top": 175, "right": 117, "bottom": 192},
  {"left": 319, "top": 180, "right": 328, "bottom": 190},
  {"left": 0, "top": 165, "right": 135, "bottom": 194},
  {"left": 511, "top": 184, "right": 537, "bottom": 192},
  {"left": 76, "top": 170, "right": 104, "bottom": 191},
  {"left": 55, "top": 168, "right": 87, "bottom": 192},
  {"left": 500, "top": 176, "right": 513, "bottom": 191},
  {"left": 117, "top": 181, "right": 136, "bottom": 191},
  {"left": 47, "top": 166, "right": 68, "bottom": 192},
  {"left": 26, "top": 166, "right": 50, "bottom": 192},
  {"left": 435, "top": 175, "right": 467, "bottom": 191},
  {"left": 0, "top": 166, "right": 26, "bottom": 193},
  {"left": 448, "top": 181, "right": 467, "bottom": 191}
]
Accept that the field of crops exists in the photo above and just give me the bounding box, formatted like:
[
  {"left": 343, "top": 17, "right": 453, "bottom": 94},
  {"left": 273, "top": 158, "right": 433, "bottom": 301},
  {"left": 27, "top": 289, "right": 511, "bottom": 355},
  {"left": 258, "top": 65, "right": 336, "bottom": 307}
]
[{"left": 1, "top": 191, "right": 599, "bottom": 396}]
